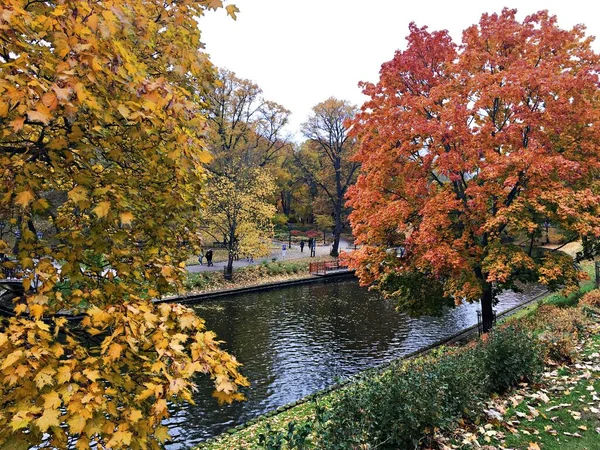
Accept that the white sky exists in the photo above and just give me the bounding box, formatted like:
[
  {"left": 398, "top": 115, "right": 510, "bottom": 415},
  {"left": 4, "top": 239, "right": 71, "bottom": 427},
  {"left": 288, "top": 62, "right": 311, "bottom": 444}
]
[{"left": 199, "top": 1, "right": 600, "bottom": 139}]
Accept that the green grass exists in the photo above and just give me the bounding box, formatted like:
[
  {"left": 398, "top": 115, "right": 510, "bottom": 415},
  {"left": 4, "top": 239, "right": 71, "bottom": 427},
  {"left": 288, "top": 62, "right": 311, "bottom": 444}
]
[{"left": 449, "top": 330, "right": 600, "bottom": 450}]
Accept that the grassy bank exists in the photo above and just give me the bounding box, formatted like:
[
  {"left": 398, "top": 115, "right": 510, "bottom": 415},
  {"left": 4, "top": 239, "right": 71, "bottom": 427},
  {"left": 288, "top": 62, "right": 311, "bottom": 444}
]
[
  {"left": 194, "top": 261, "right": 599, "bottom": 450},
  {"left": 179, "top": 256, "right": 335, "bottom": 296}
]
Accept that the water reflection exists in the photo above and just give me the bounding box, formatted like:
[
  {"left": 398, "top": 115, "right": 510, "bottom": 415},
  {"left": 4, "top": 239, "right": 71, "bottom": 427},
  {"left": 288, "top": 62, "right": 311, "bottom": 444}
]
[{"left": 164, "top": 278, "right": 545, "bottom": 449}]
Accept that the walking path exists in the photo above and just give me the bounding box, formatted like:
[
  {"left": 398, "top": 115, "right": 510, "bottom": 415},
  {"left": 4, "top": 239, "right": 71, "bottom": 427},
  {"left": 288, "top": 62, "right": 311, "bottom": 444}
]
[{"left": 187, "top": 238, "right": 354, "bottom": 273}]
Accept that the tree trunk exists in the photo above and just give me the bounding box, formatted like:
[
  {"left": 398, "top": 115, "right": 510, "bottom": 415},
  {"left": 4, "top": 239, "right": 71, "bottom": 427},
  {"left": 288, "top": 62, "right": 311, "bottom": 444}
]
[
  {"left": 225, "top": 253, "right": 234, "bottom": 280},
  {"left": 481, "top": 281, "right": 494, "bottom": 333},
  {"left": 330, "top": 200, "right": 342, "bottom": 257}
]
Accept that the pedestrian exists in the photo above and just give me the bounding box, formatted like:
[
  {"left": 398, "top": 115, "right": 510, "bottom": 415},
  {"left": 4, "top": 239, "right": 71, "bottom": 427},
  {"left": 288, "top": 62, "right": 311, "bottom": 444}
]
[
  {"left": 198, "top": 250, "right": 204, "bottom": 266},
  {"left": 300, "top": 240, "right": 305, "bottom": 253},
  {"left": 205, "top": 249, "right": 213, "bottom": 266}
]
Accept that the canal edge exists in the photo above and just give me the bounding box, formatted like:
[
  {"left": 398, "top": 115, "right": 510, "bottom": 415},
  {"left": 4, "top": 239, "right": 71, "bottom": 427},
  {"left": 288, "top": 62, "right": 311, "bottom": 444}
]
[{"left": 156, "top": 270, "right": 356, "bottom": 304}]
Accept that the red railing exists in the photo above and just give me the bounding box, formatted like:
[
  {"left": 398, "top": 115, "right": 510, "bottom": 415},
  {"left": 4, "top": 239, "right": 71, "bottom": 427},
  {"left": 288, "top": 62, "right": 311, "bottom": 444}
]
[{"left": 309, "top": 259, "right": 349, "bottom": 275}]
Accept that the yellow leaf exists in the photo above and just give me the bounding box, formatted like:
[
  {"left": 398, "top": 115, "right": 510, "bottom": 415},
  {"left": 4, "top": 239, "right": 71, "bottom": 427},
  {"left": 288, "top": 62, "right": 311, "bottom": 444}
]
[
  {"left": 107, "top": 430, "right": 133, "bottom": 447},
  {"left": 87, "top": 14, "right": 98, "bottom": 31},
  {"left": 34, "top": 366, "right": 56, "bottom": 389},
  {"left": 26, "top": 106, "right": 52, "bottom": 125},
  {"left": 33, "top": 198, "right": 50, "bottom": 212},
  {"left": 93, "top": 201, "right": 110, "bottom": 218},
  {"left": 83, "top": 368, "right": 100, "bottom": 381},
  {"left": 67, "top": 414, "right": 87, "bottom": 434},
  {"left": 154, "top": 426, "right": 170, "bottom": 442},
  {"left": 15, "top": 190, "right": 35, "bottom": 208},
  {"left": 14, "top": 304, "right": 27, "bottom": 316},
  {"left": 2, "top": 350, "right": 23, "bottom": 370},
  {"left": 36, "top": 408, "right": 61, "bottom": 432},
  {"left": 212, "top": 390, "right": 245, "bottom": 405},
  {"left": 106, "top": 343, "right": 123, "bottom": 361},
  {"left": 528, "top": 444, "right": 541, "bottom": 450},
  {"left": 120, "top": 211, "right": 134, "bottom": 226},
  {"left": 226, "top": 4, "right": 239, "bottom": 20},
  {"left": 30, "top": 304, "right": 44, "bottom": 319},
  {"left": 43, "top": 391, "right": 61, "bottom": 409},
  {"left": 117, "top": 104, "right": 130, "bottom": 119},
  {"left": 128, "top": 409, "right": 142, "bottom": 423},
  {"left": 56, "top": 365, "right": 71, "bottom": 384},
  {"left": 68, "top": 186, "right": 88, "bottom": 203},
  {"left": 10, "top": 411, "right": 31, "bottom": 431}
]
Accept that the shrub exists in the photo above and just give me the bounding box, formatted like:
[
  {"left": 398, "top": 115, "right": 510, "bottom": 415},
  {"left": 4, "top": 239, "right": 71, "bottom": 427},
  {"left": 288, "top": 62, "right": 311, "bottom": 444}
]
[
  {"left": 539, "top": 331, "right": 577, "bottom": 363},
  {"left": 477, "top": 324, "right": 543, "bottom": 394},
  {"left": 532, "top": 305, "right": 588, "bottom": 335},
  {"left": 579, "top": 289, "right": 600, "bottom": 308},
  {"left": 318, "top": 348, "right": 486, "bottom": 449}
]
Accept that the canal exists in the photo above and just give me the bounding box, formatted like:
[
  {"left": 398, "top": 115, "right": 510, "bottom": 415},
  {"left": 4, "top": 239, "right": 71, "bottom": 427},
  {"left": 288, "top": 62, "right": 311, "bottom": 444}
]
[{"left": 164, "top": 277, "right": 545, "bottom": 449}]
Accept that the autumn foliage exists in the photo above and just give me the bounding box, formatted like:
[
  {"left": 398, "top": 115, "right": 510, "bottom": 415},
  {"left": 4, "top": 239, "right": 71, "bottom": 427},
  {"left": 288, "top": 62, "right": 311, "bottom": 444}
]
[
  {"left": 347, "top": 9, "right": 600, "bottom": 329},
  {"left": 0, "top": 1, "right": 246, "bottom": 449}
]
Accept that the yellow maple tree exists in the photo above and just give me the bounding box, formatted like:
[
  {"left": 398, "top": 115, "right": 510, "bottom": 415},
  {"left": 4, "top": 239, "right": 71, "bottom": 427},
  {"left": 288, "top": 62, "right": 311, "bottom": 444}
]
[{"left": 0, "top": 1, "right": 246, "bottom": 449}]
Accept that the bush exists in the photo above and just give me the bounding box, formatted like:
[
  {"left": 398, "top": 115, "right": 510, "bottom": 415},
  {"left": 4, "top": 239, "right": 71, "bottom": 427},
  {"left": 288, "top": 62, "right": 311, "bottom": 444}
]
[
  {"left": 539, "top": 330, "right": 577, "bottom": 363},
  {"left": 478, "top": 324, "right": 543, "bottom": 394},
  {"left": 318, "top": 348, "right": 487, "bottom": 449},
  {"left": 580, "top": 289, "right": 600, "bottom": 308},
  {"left": 533, "top": 305, "right": 588, "bottom": 335},
  {"left": 525, "top": 305, "right": 589, "bottom": 364}
]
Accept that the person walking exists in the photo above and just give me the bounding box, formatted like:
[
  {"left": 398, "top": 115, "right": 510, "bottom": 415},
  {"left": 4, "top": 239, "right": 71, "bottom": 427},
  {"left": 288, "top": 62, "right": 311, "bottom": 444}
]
[
  {"left": 198, "top": 250, "right": 204, "bottom": 265},
  {"left": 300, "top": 240, "right": 305, "bottom": 253},
  {"left": 205, "top": 249, "right": 213, "bottom": 267}
]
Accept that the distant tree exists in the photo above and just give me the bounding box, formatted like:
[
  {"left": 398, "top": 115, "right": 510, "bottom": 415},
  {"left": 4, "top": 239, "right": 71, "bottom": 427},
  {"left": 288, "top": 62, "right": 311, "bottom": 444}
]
[
  {"left": 201, "top": 169, "right": 276, "bottom": 279},
  {"left": 299, "top": 98, "right": 360, "bottom": 257},
  {"left": 204, "top": 68, "right": 291, "bottom": 170},
  {"left": 202, "top": 69, "right": 289, "bottom": 278},
  {"left": 315, "top": 214, "right": 335, "bottom": 244},
  {"left": 347, "top": 10, "right": 600, "bottom": 332}
]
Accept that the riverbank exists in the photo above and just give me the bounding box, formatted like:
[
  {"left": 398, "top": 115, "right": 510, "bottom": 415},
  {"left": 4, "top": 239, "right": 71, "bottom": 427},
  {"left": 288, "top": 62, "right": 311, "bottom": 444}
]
[
  {"left": 193, "top": 261, "right": 598, "bottom": 450},
  {"left": 174, "top": 255, "right": 338, "bottom": 298}
]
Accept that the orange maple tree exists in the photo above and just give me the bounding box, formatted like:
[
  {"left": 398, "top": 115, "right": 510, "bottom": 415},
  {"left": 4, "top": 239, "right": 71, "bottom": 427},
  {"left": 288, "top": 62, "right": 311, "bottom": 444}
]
[
  {"left": 0, "top": 1, "right": 246, "bottom": 449},
  {"left": 347, "top": 9, "right": 600, "bottom": 331}
]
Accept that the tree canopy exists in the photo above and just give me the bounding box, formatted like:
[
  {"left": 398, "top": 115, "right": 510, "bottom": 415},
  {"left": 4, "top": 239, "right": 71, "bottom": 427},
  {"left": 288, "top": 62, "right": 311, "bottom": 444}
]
[
  {"left": 0, "top": 1, "right": 247, "bottom": 448},
  {"left": 347, "top": 9, "right": 600, "bottom": 330}
]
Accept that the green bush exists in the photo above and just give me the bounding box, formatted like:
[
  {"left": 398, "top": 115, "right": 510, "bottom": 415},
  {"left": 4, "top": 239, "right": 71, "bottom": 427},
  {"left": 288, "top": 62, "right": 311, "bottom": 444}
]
[
  {"left": 317, "top": 349, "right": 486, "bottom": 449},
  {"left": 477, "top": 324, "right": 543, "bottom": 393}
]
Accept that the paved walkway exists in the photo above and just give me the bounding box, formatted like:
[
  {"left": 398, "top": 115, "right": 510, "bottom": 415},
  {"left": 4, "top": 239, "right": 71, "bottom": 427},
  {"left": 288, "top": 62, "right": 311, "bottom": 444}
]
[{"left": 187, "top": 239, "right": 355, "bottom": 273}]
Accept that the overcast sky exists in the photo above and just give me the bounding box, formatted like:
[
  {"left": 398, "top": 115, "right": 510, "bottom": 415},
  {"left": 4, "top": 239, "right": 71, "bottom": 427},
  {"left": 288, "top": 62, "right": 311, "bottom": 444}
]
[{"left": 200, "top": 1, "right": 600, "bottom": 140}]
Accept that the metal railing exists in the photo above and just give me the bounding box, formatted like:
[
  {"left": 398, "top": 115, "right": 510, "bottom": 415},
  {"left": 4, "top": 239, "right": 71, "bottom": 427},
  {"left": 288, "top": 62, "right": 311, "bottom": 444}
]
[{"left": 309, "top": 259, "right": 349, "bottom": 275}]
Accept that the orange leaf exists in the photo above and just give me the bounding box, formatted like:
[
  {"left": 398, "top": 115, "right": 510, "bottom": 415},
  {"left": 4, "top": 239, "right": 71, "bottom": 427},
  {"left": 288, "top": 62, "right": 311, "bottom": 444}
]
[
  {"left": 10, "top": 116, "right": 25, "bottom": 131},
  {"left": 42, "top": 92, "right": 58, "bottom": 110},
  {"left": 26, "top": 106, "right": 52, "bottom": 124}
]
